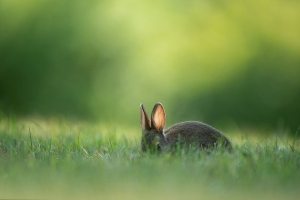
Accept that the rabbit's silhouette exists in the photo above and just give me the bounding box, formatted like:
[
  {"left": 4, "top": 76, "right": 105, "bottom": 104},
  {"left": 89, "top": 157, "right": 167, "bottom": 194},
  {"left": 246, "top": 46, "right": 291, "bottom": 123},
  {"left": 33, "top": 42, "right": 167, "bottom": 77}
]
[{"left": 140, "top": 102, "right": 232, "bottom": 152}]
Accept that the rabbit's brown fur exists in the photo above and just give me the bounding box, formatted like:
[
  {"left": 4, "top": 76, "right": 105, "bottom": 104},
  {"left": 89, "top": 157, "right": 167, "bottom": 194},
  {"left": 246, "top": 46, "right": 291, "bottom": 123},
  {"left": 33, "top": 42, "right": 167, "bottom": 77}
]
[
  {"left": 164, "top": 121, "right": 232, "bottom": 150},
  {"left": 140, "top": 102, "right": 232, "bottom": 152}
]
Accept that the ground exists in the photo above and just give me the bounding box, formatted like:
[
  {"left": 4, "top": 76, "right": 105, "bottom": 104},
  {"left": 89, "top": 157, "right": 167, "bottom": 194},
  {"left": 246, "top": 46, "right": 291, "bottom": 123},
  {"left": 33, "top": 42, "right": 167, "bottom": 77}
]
[{"left": 0, "top": 118, "right": 299, "bottom": 199}]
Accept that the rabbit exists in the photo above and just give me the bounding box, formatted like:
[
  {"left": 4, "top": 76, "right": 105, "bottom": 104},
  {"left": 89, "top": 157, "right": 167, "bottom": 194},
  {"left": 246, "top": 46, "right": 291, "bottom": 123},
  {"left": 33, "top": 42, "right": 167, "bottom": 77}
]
[{"left": 140, "top": 102, "right": 232, "bottom": 153}]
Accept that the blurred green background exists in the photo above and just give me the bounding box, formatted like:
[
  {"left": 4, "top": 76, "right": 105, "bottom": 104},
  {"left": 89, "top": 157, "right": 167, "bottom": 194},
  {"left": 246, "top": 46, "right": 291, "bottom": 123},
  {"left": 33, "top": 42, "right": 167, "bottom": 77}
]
[{"left": 0, "top": 0, "right": 299, "bottom": 133}]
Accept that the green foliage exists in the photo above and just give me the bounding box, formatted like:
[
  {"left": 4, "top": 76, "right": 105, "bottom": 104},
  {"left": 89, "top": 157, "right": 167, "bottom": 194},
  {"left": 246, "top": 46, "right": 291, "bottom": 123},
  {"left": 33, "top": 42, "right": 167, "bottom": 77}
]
[
  {"left": 0, "top": 0, "right": 300, "bottom": 132},
  {"left": 0, "top": 119, "right": 300, "bottom": 199}
]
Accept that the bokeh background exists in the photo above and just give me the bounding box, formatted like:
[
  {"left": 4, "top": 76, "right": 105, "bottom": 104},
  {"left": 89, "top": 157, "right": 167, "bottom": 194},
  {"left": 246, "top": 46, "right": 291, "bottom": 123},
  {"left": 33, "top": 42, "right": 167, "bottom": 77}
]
[{"left": 1, "top": 0, "right": 299, "bottom": 133}]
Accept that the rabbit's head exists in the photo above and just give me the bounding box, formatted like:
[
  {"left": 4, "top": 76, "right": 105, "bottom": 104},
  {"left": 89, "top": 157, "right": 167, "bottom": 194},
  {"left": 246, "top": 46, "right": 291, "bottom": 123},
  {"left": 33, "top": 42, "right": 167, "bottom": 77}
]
[{"left": 140, "top": 103, "right": 167, "bottom": 152}]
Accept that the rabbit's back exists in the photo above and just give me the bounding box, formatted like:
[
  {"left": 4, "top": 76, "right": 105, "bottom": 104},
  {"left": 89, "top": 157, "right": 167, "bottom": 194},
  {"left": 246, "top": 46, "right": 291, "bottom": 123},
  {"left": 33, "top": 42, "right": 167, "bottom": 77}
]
[{"left": 164, "top": 121, "right": 232, "bottom": 149}]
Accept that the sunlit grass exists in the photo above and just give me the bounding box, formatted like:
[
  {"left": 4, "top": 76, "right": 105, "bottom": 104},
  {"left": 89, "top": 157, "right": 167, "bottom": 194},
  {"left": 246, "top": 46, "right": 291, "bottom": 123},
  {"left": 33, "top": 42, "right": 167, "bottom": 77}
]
[{"left": 0, "top": 118, "right": 299, "bottom": 199}]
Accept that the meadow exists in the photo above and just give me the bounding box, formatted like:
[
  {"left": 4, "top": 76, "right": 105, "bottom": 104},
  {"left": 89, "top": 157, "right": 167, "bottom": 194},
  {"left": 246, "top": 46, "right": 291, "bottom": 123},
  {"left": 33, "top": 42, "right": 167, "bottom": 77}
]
[
  {"left": 1, "top": 1, "right": 300, "bottom": 199},
  {"left": 0, "top": 117, "right": 299, "bottom": 199}
]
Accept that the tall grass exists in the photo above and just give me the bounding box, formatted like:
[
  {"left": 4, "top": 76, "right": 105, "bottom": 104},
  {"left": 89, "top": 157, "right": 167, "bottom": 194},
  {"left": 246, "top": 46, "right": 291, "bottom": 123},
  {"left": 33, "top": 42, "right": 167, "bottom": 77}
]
[{"left": 0, "top": 118, "right": 299, "bottom": 199}]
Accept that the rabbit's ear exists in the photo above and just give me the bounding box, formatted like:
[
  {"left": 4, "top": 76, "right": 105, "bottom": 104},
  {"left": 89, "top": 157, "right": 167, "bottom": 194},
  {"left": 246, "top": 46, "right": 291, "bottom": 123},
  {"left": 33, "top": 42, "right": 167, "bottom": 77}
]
[
  {"left": 140, "top": 104, "right": 151, "bottom": 130},
  {"left": 151, "top": 102, "right": 166, "bottom": 132}
]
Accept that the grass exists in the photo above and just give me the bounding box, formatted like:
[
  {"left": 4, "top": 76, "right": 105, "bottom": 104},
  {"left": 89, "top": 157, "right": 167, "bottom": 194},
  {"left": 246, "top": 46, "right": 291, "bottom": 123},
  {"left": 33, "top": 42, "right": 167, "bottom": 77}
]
[{"left": 0, "top": 117, "right": 299, "bottom": 199}]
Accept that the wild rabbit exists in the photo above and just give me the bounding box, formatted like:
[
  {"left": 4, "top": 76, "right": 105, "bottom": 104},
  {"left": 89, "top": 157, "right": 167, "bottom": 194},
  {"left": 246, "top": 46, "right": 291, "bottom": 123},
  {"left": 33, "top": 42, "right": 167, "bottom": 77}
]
[{"left": 140, "top": 102, "right": 232, "bottom": 152}]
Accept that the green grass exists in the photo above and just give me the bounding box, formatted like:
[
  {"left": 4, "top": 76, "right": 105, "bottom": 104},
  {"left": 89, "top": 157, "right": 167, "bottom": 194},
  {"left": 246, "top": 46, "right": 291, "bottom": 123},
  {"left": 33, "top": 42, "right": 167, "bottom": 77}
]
[{"left": 0, "top": 118, "right": 299, "bottom": 199}]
